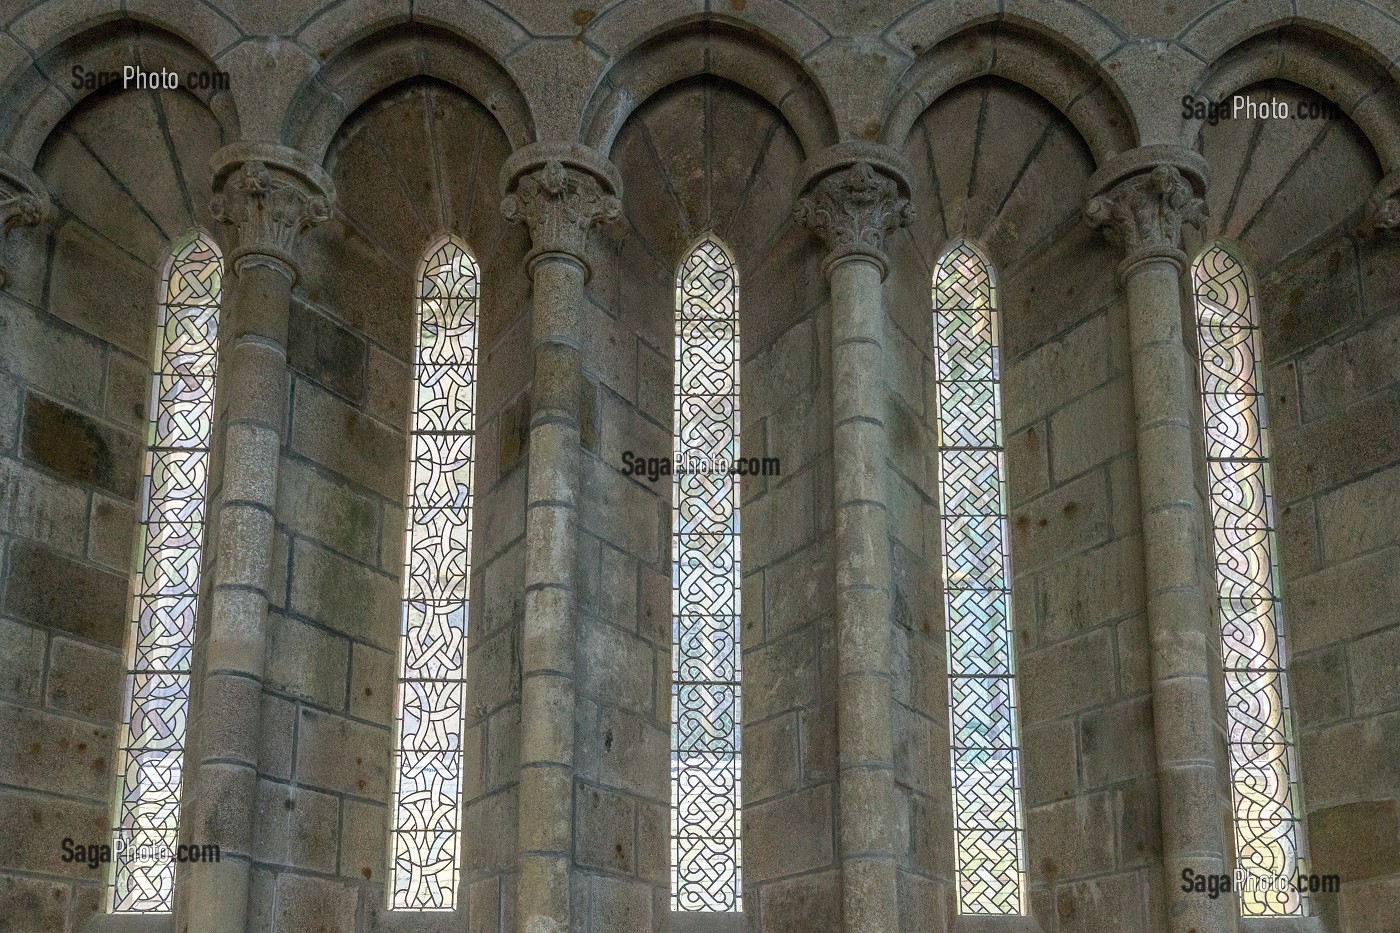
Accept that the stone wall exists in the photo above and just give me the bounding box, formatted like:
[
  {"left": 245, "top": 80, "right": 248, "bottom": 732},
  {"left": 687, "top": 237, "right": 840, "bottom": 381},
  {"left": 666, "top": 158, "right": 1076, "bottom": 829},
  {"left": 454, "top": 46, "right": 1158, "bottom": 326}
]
[
  {"left": 0, "top": 3, "right": 1398, "bottom": 933},
  {"left": 1201, "top": 79, "right": 1400, "bottom": 931}
]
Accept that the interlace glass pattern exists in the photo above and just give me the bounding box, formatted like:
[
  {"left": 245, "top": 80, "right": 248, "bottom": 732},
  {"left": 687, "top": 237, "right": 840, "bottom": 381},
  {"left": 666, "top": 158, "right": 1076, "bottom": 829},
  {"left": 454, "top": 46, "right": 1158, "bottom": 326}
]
[
  {"left": 672, "top": 237, "right": 743, "bottom": 912},
  {"left": 1194, "top": 245, "right": 1306, "bottom": 917},
  {"left": 110, "top": 233, "right": 220, "bottom": 913},
  {"left": 389, "top": 236, "right": 478, "bottom": 910},
  {"left": 932, "top": 241, "right": 1027, "bottom": 915}
]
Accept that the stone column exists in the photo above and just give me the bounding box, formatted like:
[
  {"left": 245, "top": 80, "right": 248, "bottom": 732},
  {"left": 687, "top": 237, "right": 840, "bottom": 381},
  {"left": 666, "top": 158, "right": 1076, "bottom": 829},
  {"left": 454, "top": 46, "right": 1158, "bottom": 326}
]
[
  {"left": 500, "top": 145, "right": 621, "bottom": 933},
  {"left": 181, "top": 144, "right": 333, "bottom": 933},
  {"left": 0, "top": 154, "right": 48, "bottom": 290},
  {"left": 797, "top": 146, "right": 913, "bottom": 933},
  {"left": 1084, "top": 152, "right": 1234, "bottom": 933}
]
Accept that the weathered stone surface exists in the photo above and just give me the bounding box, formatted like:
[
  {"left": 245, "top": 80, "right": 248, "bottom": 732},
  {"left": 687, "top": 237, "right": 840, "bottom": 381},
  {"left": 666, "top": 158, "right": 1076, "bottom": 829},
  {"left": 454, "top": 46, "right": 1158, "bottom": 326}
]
[
  {"left": 0, "top": 456, "right": 88, "bottom": 554},
  {"left": 1309, "top": 799, "right": 1400, "bottom": 882},
  {"left": 0, "top": 702, "right": 111, "bottom": 799},
  {"left": 1287, "top": 547, "right": 1400, "bottom": 653},
  {"left": 0, "top": 787, "right": 106, "bottom": 878},
  {"left": 21, "top": 394, "right": 139, "bottom": 498},
  {"left": 293, "top": 707, "right": 390, "bottom": 799},
  {"left": 745, "top": 785, "right": 835, "bottom": 883},
  {"left": 265, "top": 611, "right": 349, "bottom": 709},
  {"left": 253, "top": 779, "right": 341, "bottom": 874},
  {"left": 1026, "top": 791, "right": 1115, "bottom": 883},
  {"left": 1036, "top": 535, "right": 1145, "bottom": 644},
  {"left": 1317, "top": 464, "right": 1400, "bottom": 562},
  {"left": 277, "top": 457, "right": 380, "bottom": 565},
  {"left": 287, "top": 538, "right": 399, "bottom": 650},
  {"left": 1020, "top": 627, "right": 1117, "bottom": 723},
  {"left": 44, "top": 637, "right": 120, "bottom": 722},
  {"left": 1349, "top": 624, "right": 1400, "bottom": 716},
  {"left": 2, "top": 542, "right": 126, "bottom": 646},
  {"left": 1298, "top": 311, "right": 1400, "bottom": 421},
  {"left": 290, "top": 380, "right": 405, "bottom": 500},
  {"left": 288, "top": 301, "right": 367, "bottom": 402},
  {"left": 576, "top": 783, "right": 636, "bottom": 873}
]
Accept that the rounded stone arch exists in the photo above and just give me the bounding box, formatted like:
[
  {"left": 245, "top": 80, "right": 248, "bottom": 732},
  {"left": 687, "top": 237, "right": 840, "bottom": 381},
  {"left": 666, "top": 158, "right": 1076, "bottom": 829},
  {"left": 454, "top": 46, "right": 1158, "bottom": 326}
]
[
  {"left": 0, "top": 18, "right": 239, "bottom": 167},
  {"left": 580, "top": 19, "right": 839, "bottom": 160},
  {"left": 882, "top": 19, "right": 1136, "bottom": 168},
  {"left": 1189, "top": 22, "right": 1400, "bottom": 177},
  {"left": 283, "top": 21, "right": 535, "bottom": 166}
]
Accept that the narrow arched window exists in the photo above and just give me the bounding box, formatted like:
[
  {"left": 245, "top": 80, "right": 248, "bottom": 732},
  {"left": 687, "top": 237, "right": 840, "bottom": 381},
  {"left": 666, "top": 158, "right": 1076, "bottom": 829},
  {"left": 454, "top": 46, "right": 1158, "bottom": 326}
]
[
  {"left": 932, "top": 240, "right": 1027, "bottom": 916},
  {"left": 110, "top": 232, "right": 221, "bottom": 913},
  {"left": 389, "top": 235, "right": 478, "bottom": 910},
  {"left": 1193, "top": 244, "right": 1306, "bottom": 917},
  {"left": 672, "top": 236, "right": 743, "bottom": 912}
]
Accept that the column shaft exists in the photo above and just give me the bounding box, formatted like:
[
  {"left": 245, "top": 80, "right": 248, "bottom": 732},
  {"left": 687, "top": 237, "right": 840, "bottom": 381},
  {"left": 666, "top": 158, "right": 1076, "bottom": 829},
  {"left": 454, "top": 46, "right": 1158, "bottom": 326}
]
[
  {"left": 830, "top": 255, "right": 900, "bottom": 933},
  {"left": 517, "top": 254, "right": 586, "bottom": 933},
  {"left": 1123, "top": 256, "right": 1233, "bottom": 933},
  {"left": 184, "top": 258, "right": 294, "bottom": 933}
]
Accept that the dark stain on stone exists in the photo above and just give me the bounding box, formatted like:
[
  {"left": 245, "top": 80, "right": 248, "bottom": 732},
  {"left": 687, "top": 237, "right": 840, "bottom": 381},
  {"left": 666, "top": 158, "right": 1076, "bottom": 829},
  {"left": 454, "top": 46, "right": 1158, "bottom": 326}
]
[
  {"left": 604, "top": 729, "right": 614, "bottom": 751},
  {"left": 1037, "top": 517, "right": 1048, "bottom": 527},
  {"left": 730, "top": 0, "right": 747, "bottom": 10},
  {"left": 92, "top": 756, "right": 105, "bottom": 773},
  {"left": 362, "top": 867, "right": 373, "bottom": 879},
  {"left": 1063, "top": 501, "right": 1079, "bottom": 517},
  {"left": 1043, "top": 858, "right": 1058, "bottom": 883},
  {"left": 284, "top": 798, "right": 295, "bottom": 810},
  {"left": 364, "top": 686, "right": 373, "bottom": 696},
  {"left": 28, "top": 742, "right": 41, "bottom": 756},
  {"left": 1016, "top": 515, "right": 1030, "bottom": 532},
  {"left": 573, "top": 8, "right": 595, "bottom": 26},
  {"left": 22, "top": 394, "right": 139, "bottom": 498}
]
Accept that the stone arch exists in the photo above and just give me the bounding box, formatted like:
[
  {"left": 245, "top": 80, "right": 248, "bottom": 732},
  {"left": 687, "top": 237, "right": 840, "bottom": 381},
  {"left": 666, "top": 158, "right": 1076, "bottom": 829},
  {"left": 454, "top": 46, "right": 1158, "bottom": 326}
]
[
  {"left": 882, "top": 19, "right": 1135, "bottom": 168},
  {"left": 0, "top": 18, "right": 238, "bottom": 167},
  {"left": 1190, "top": 22, "right": 1400, "bottom": 178},
  {"left": 581, "top": 19, "right": 839, "bottom": 160},
  {"left": 283, "top": 21, "right": 535, "bottom": 166}
]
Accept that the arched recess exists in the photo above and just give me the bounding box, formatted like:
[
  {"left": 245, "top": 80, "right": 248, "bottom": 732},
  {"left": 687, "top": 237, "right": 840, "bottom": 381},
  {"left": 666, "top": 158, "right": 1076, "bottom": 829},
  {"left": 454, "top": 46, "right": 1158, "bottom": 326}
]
[
  {"left": 1190, "top": 24, "right": 1400, "bottom": 180},
  {"left": 598, "top": 72, "right": 825, "bottom": 932},
  {"left": 283, "top": 22, "right": 534, "bottom": 166},
  {"left": 886, "top": 62, "right": 1146, "bottom": 933},
  {"left": 580, "top": 20, "right": 838, "bottom": 160},
  {"left": 882, "top": 20, "right": 1135, "bottom": 168},
  {"left": 0, "top": 19, "right": 238, "bottom": 168},
  {"left": 1192, "top": 31, "right": 1400, "bottom": 927},
  {"left": 280, "top": 66, "right": 531, "bottom": 922}
]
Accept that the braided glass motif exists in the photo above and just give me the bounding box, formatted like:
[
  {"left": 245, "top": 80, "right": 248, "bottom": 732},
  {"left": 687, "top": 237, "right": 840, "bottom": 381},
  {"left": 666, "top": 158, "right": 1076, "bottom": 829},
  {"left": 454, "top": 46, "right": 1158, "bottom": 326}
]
[
  {"left": 1194, "top": 244, "right": 1306, "bottom": 917},
  {"left": 111, "top": 232, "right": 220, "bottom": 913},
  {"left": 672, "top": 237, "right": 743, "bottom": 912},
  {"left": 389, "top": 236, "right": 478, "bottom": 910},
  {"left": 933, "top": 241, "right": 1027, "bottom": 916}
]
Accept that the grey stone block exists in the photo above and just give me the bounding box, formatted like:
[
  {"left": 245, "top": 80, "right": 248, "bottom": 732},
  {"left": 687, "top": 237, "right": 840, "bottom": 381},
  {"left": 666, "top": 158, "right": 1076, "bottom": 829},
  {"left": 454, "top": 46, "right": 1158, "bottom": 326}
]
[
  {"left": 294, "top": 707, "right": 390, "bottom": 800},
  {"left": 265, "top": 611, "right": 349, "bottom": 709},
  {"left": 21, "top": 394, "right": 139, "bottom": 499},
  {"left": 0, "top": 618, "right": 44, "bottom": 702},
  {"left": 3, "top": 541, "right": 126, "bottom": 646},
  {"left": 0, "top": 456, "right": 88, "bottom": 555},
  {"left": 252, "top": 779, "right": 341, "bottom": 873},
  {"left": 44, "top": 636, "right": 121, "bottom": 722},
  {"left": 0, "top": 702, "right": 112, "bottom": 799},
  {"left": 288, "top": 300, "right": 367, "bottom": 403}
]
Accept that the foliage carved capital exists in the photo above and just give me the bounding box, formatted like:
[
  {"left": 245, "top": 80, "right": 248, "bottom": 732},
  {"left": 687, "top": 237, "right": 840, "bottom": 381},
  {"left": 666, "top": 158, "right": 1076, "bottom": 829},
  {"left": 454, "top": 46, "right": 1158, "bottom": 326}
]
[
  {"left": 210, "top": 144, "right": 334, "bottom": 280},
  {"left": 0, "top": 155, "right": 49, "bottom": 290},
  {"left": 500, "top": 160, "right": 622, "bottom": 271},
  {"left": 1084, "top": 164, "right": 1208, "bottom": 264},
  {"left": 795, "top": 161, "right": 913, "bottom": 274}
]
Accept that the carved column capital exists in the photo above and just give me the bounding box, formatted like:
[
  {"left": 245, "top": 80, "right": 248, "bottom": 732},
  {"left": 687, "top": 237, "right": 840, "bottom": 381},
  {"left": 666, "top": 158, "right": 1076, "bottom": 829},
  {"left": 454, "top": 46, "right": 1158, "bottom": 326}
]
[
  {"left": 1084, "top": 163, "right": 1208, "bottom": 273},
  {"left": 500, "top": 153, "right": 621, "bottom": 277},
  {"left": 796, "top": 159, "right": 913, "bottom": 278},
  {"left": 210, "top": 143, "right": 334, "bottom": 281},
  {"left": 1377, "top": 198, "right": 1400, "bottom": 233},
  {"left": 0, "top": 155, "right": 50, "bottom": 290}
]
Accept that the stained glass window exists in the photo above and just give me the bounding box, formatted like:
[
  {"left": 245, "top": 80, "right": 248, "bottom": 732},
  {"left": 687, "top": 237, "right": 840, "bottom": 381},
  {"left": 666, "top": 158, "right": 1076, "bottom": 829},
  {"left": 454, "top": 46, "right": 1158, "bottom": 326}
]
[
  {"left": 389, "top": 235, "right": 478, "bottom": 910},
  {"left": 672, "top": 237, "right": 743, "bottom": 912},
  {"left": 932, "top": 240, "right": 1027, "bottom": 916},
  {"left": 1193, "top": 244, "right": 1306, "bottom": 917},
  {"left": 110, "top": 232, "right": 221, "bottom": 913}
]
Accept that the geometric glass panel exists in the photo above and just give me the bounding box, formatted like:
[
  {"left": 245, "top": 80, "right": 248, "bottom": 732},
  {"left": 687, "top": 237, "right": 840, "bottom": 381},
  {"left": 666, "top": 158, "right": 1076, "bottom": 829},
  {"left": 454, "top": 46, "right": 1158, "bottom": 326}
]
[
  {"left": 389, "top": 235, "right": 478, "bottom": 910},
  {"left": 672, "top": 237, "right": 742, "bottom": 912},
  {"left": 932, "top": 240, "right": 1028, "bottom": 916},
  {"left": 110, "top": 231, "right": 221, "bottom": 913},
  {"left": 1193, "top": 243, "right": 1307, "bottom": 917}
]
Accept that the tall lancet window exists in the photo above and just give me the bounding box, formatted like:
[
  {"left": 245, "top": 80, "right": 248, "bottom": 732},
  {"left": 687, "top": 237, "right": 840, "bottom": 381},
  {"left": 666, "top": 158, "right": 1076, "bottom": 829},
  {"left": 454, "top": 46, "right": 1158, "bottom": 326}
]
[
  {"left": 932, "top": 240, "right": 1027, "bottom": 915},
  {"left": 389, "top": 236, "right": 478, "bottom": 910},
  {"left": 1193, "top": 244, "right": 1306, "bottom": 917},
  {"left": 672, "top": 236, "right": 743, "bottom": 912},
  {"left": 110, "top": 232, "right": 221, "bottom": 913}
]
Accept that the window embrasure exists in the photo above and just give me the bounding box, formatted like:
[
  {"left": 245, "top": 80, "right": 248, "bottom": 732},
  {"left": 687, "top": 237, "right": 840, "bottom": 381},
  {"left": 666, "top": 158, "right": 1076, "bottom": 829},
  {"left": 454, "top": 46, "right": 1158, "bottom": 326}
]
[
  {"left": 932, "top": 240, "right": 1028, "bottom": 916},
  {"left": 1193, "top": 243, "right": 1308, "bottom": 918},
  {"left": 389, "top": 235, "right": 479, "bottom": 910}
]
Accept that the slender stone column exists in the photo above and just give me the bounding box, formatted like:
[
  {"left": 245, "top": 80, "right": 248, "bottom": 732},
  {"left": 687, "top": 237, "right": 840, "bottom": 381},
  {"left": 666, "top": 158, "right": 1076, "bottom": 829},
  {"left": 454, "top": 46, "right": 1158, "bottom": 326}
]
[
  {"left": 797, "top": 147, "right": 913, "bottom": 933},
  {"left": 500, "top": 146, "right": 621, "bottom": 933},
  {"left": 0, "top": 154, "right": 48, "bottom": 290},
  {"left": 181, "top": 144, "right": 332, "bottom": 933},
  {"left": 1084, "top": 153, "right": 1234, "bottom": 933}
]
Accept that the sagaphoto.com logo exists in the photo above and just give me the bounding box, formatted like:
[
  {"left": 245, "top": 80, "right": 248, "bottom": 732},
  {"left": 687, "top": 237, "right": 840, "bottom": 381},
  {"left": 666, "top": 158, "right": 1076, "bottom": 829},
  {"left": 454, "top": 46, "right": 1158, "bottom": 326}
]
[{"left": 620, "top": 450, "right": 780, "bottom": 483}]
